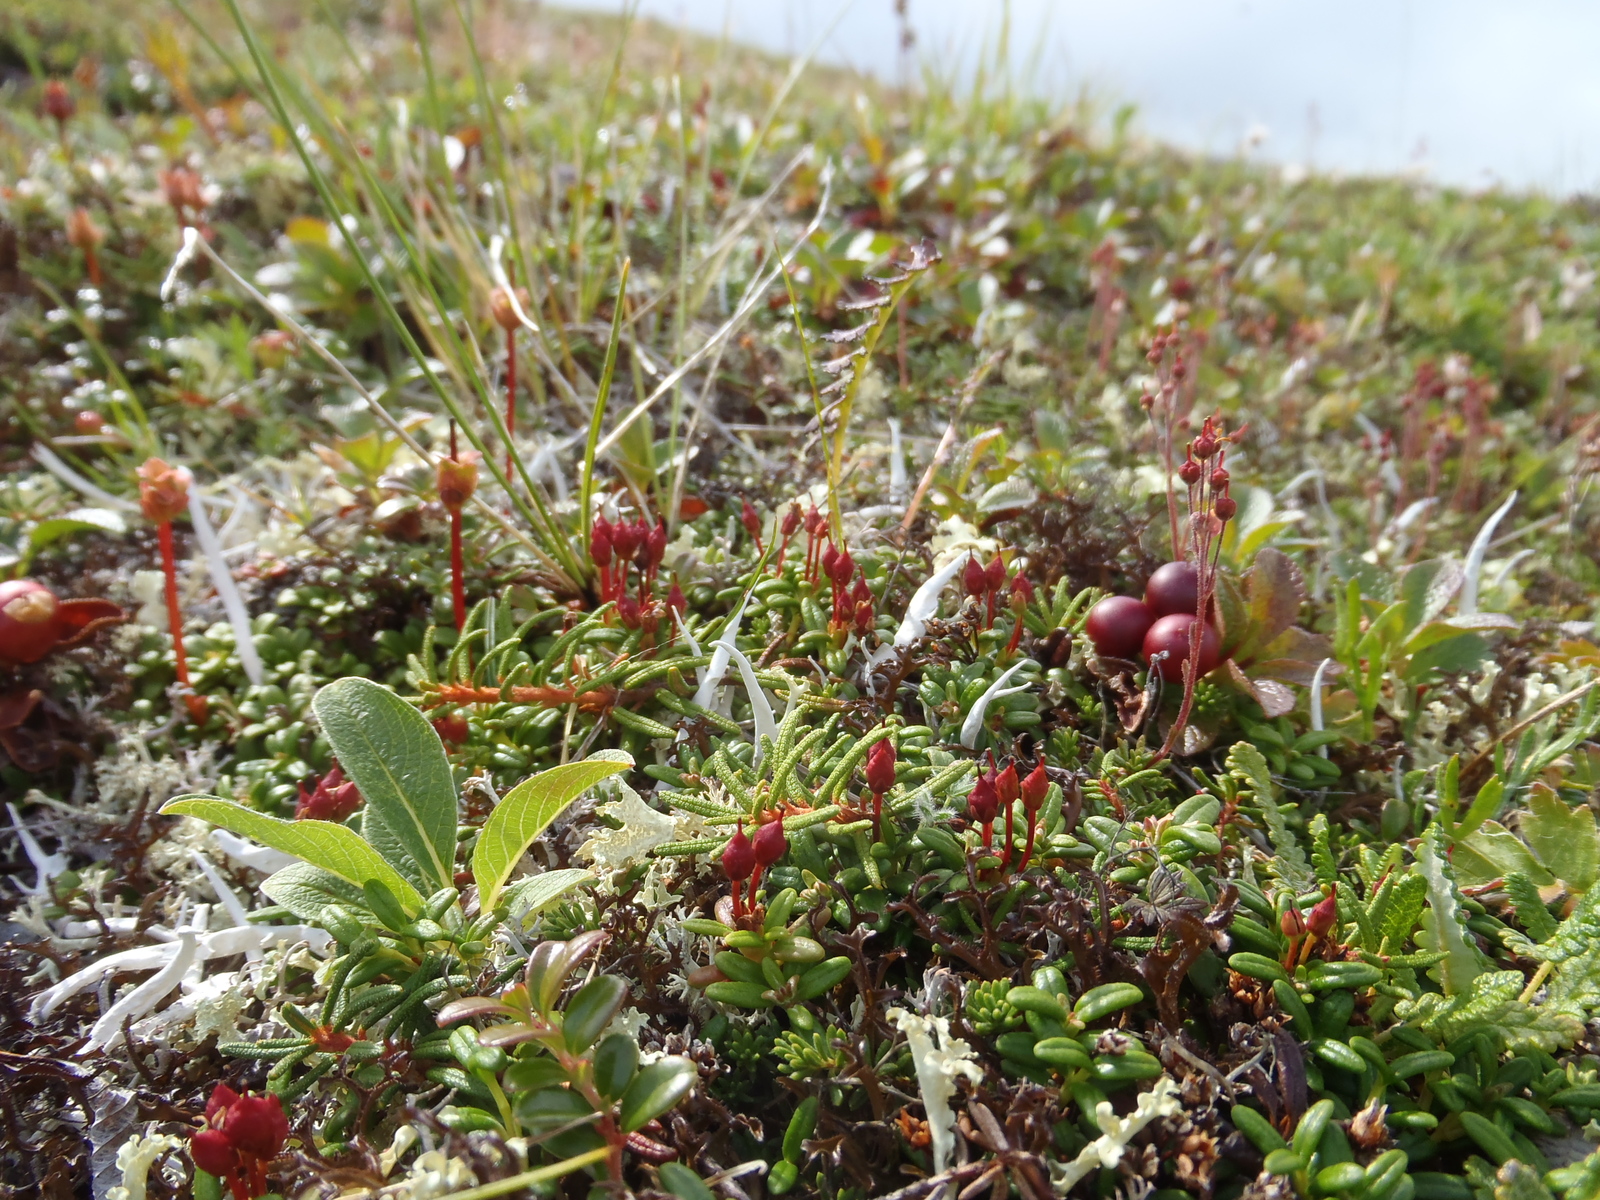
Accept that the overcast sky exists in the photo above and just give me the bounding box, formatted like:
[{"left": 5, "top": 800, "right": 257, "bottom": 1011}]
[{"left": 556, "top": 0, "right": 1600, "bottom": 194}]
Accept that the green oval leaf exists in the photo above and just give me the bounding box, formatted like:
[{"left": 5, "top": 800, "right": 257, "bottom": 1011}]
[
  {"left": 619, "top": 1056, "right": 697, "bottom": 1133},
  {"left": 561, "top": 975, "right": 628, "bottom": 1055},
  {"left": 162, "top": 796, "right": 422, "bottom": 913},
  {"left": 472, "top": 750, "right": 633, "bottom": 910},
  {"left": 313, "top": 677, "right": 459, "bottom": 893}
]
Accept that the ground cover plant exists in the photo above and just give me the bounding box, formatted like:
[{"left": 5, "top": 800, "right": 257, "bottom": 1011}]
[{"left": 7, "top": 3, "right": 1600, "bottom": 1200}]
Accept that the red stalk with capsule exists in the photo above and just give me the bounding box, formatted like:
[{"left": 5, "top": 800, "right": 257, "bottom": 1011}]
[
  {"left": 436, "top": 425, "right": 481, "bottom": 635},
  {"left": 1019, "top": 760, "right": 1048, "bottom": 870},
  {"left": 138, "top": 458, "right": 205, "bottom": 722}
]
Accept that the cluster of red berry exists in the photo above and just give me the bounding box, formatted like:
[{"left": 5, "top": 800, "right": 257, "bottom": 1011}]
[
  {"left": 1083, "top": 560, "right": 1223, "bottom": 682},
  {"left": 188, "top": 1085, "right": 288, "bottom": 1200}
]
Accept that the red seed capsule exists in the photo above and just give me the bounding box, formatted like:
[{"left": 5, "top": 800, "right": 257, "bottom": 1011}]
[
  {"left": 1021, "top": 761, "right": 1049, "bottom": 812},
  {"left": 753, "top": 819, "right": 787, "bottom": 866},
  {"left": 865, "top": 740, "right": 897, "bottom": 796},
  {"left": 984, "top": 555, "right": 1005, "bottom": 594},
  {"left": 963, "top": 556, "right": 987, "bottom": 599},
  {"left": 967, "top": 772, "right": 998, "bottom": 826},
  {"left": 722, "top": 824, "right": 755, "bottom": 880}
]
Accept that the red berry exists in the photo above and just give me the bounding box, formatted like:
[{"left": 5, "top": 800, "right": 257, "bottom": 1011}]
[
  {"left": 1143, "top": 561, "right": 1201, "bottom": 618},
  {"left": 1083, "top": 595, "right": 1154, "bottom": 660},
  {"left": 1141, "top": 612, "right": 1221, "bottom": 683},
  {"left": 0, "top": 580, "right": 62, "bottom": 664}
]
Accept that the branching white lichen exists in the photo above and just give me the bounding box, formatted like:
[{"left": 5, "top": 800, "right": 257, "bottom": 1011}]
[
  {"left": 885, "top": 1008, "right": 983, "bottom": 1176},
  {"left": 1048, "top": 1076, "right": 1181, "bottom": 1194}
]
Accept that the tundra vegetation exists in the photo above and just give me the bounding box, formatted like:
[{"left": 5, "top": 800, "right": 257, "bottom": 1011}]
[{"left": 6, "top": 5, "right": 1600, "bottom": 1200}]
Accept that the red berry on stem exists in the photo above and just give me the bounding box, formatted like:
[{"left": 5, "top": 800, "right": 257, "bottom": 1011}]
[
  {"left": 1141, "top": 612, "right": 1221, "bottom": 683},
  {"left": 1143, "top": 560, "right": 1201, "bottom": 618},
  {"left": 1083, "top": 595, "right": 1154, "bottom": 659}
]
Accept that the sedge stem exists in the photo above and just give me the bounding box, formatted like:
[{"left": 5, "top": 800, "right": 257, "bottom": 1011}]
[{"left": 504, "top": 325, "right": 516, "bottom": 481}]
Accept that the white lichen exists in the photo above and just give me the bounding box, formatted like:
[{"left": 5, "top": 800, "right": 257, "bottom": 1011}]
[
  {"left": 1048, "top": 1076, "right": 1182, "bottom": 1194},
  {"left": 885, "top": 1007, "right": 984, "bottom": 1176}
]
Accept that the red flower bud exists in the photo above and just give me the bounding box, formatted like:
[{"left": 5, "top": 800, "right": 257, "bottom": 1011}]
[
  {"left": 1214, "top": 494, "right": 1237, "bottom": 521},
  {"left": 617, "top": 594, "right": 641, "bottom": 628},
  {"left": 740, "top": 497, "right": 762, "bottom": 541},
  {"left": 41, "top": 80, "right": 75, "bottom": 126},
  {"left": 984, "top": 555, "right": 1005, "bottom": 594},
  {"left": 963, "top": 556, "right": 987, "bottom": 599},
  {"left": 803, "top": 505, "right": 824, "bottom": 535},
  {"left": 1009, "top": 574, "right": 1033, "bottom": 612},
  {"left": 433, "top": 714, "right": 469, "bottom": 744},
  {"left": 995, "top": 762, "right": 1020, "bottom": 810},
  {"left": 1193, "top": 430, "right": 1220, "bottom": 459},
  {"left": 611, "top": 518, "right": 642, "bottom": 559},
  {"left": 782, "top": 503, "right": 803, "bottom": 538},
  {"left": 820, "top": 543, "right": 840, "bottom": 582},
  {"left": 190, "top": 1128, "right": 240, "bottom": 1178},
  {"left": 753, "top": 819, "right": 787, "bottom": 867},
  {"left": 666, "top": 578, "right": 687, "bottom": 615},
  {"left": 865, "top": 740, "right": 897, "bottom": 796},
  {"left": 967, "top": 772, "right": 998, "bottom": 825},
  {"left": 295, "top": 765, "right": 363, "bottom": 822},
  {"left": 646, "top": 520, "right": 668, "bottom": 572},
  {"left": 1306, "top": 885, "right": 1339, "bottom": 940},
  {"left": 830, "top": 547, "right": 855, "bottom": 589},
  {"left": 206, "top": 1085, "right": 242, "bottom": 1125},
  {"left": 589, "top": 518, "right": 614, "bottom": 568},
  {"left": 1280, "top": 905, "right": 1306, "bottom": 940},
  {"left": 1021, "top": 761, "right": 1049, "bottom": 812},
  {"left": 1178, "top": 456, "right": 1202, "bottom": 486},
  {"left": 722, "top": 824, "right": 755, "bottom": 880},
  {"left": 224, "top": 1093, "right": 288, "bottom": 1159},
  {"left": 854, "top": 599, "right": 874, "bottom": 636},
  {"left": 488, "top": 285, "right": 529, "bottom": 332},
  {"left": 1210, "top": 466, "right": 1230, "bottom": 490}
]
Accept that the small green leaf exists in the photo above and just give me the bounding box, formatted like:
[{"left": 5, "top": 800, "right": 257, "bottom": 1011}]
[
  {"left": 313, "top": 677, "right": 459, "bottom": 893},
  {"left": 472, "top": 751, "right": 633, "bottom": 910},
  {"left": 619, "top": 1057, "right": 697, "bottom": 1132},
  {"left": 1523, "top": 787, "right": 1599, "bottom": 892},
  {"left": 658, "top": 1163, "right": 716, "bottom": 1200},
  {"left": 561, "top": 975, "right": 628, "bottom": 1054},
  {"left": 162, "top": 796, "right": 421, "bottom": 913},
  {"left": 259, "top": 862, "right": 368, "bottom": 924},
  {"left": 501, "top": 869, "right": 594, "bottom": 923},
  {"left": 593, "top": 1034, "right": 639, "bottom": 1099}
]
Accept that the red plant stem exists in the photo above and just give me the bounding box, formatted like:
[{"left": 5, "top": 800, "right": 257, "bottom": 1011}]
[
  {"left": 504, "top": 326, "right": 516, "bottom": 480},
  {"left": 1021, "top": 816, "right": 1038, "bottom": 871},
  {"left": 450, "top": 510, "right": 466, "bottom": 634},
  {"left": 774, "top": 532, "right": 791, "bottom": 576},
  {"left": 985, "top": 591, "right": 996, "bottom": 629},
  {"left": 732, "top": 880, "right": 743, "bottom": 920},
  {"left": 157, "top": 520, "right": 204, "bottom": 722},
  {"left": 872, "top": 791, "right": 882, "bottom": 842},
  {"left": 982, "top": 819, "right": 993, "bottom": 849},
  {"left": 86, "top": 251, "right": 101, "bottom": 287},
  {"left": 1004, "top": 613, "right": 1025, "bottom": 656}
]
